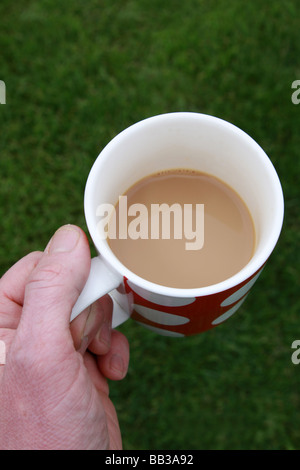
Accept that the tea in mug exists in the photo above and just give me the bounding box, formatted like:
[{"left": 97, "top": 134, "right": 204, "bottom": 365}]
[{"left": 107, "top": 169, "right": 255, "bottom": 288}]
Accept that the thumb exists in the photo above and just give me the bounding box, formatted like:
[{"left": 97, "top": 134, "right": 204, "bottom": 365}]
[{"left": 19, "top": 225, "right": 91, "bottom": 340}]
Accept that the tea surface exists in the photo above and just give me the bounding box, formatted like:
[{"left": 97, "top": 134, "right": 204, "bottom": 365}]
[{"left": 108, "top": 169, "right": 255, "bottom": 288}]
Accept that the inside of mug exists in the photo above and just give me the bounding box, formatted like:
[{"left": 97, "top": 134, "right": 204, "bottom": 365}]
[{"left": 86, "top": 113, "right": 283, "bottom": 291}]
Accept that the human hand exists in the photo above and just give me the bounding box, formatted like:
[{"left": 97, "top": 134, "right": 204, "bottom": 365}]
[{"left": 0, "top": 225, "right": 129, "bottom": 450}]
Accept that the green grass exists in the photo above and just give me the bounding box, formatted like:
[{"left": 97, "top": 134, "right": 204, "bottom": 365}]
[{"left": 1, "top": 0, "right": 299, "bottom": 450}]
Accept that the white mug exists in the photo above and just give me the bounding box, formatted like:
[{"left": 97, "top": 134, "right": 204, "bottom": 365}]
[{"left": 71, "top": 112, "right": 284, "bottom": 337}]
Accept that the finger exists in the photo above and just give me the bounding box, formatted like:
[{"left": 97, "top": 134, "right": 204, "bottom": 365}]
[
  {"left": 71, "top": 295, "right": 112, "bottom": 354},
  {"left": 16, "top": 225, "right": 91, "bottom": 348},
  {"left": 83, "top": 351, "right": 109, "bottom": 395},
  {"left": 0, "top": 252, "right": 43, "bottom": 329},
  {"left": 70, "top": 304, "right": 94, "bottom": 352},
  {"left": 86, "top": 295, "right": 113, "bottom": 356},
  {"left": 97, "top": 330, "right": 129, "bottom": 381}
]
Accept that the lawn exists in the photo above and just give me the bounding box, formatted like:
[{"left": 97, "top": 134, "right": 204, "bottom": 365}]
[{"left": 0, "top": 0, "right": 299, "bottom": 450}]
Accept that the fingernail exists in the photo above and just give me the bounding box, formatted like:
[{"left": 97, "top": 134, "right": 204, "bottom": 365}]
[
  {"left": 48, "top": 226, "right": 80, "bottom": 254},
  {"left": 110, "top": 354, "right": 125, "bottom": 378}
]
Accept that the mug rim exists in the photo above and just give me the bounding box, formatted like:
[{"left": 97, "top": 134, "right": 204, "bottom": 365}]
[{"left": 84, "top": 112, "right": 284, "bottom": 297}]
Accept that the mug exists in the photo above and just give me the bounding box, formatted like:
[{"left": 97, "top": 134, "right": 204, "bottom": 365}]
[{"left": 71, "top": 112, "right": 284, "bottom": 337}]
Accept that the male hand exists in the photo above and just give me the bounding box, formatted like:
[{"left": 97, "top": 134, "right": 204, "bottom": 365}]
[{"left": 0, "top": 225, "right": 129, "bottom": 450}]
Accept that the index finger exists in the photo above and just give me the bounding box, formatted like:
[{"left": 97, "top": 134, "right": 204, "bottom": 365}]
[
  {"left": 0, "top": 252, "right": 43, "bottom": 329},
  {"left": 71, "top": 294, "right": 113, "bottom": 354}
]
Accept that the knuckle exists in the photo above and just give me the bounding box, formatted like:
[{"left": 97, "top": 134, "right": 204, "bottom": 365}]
[
  {"left": 26, "top": 261, "right": 81, "bottom": 299},
  {"left": 24, "top": 262, "right": 69, "bottom": 312},
  {"left": 27, "top": 262, "right": 64, "bottom": 289},
  {"left": 23, "top": 260, "right": 82, "bottom": 316}
]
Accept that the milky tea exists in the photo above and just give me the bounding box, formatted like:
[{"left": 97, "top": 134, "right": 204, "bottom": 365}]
[{"left": 107, "top": 169, "right": 255, "bottom": 288}]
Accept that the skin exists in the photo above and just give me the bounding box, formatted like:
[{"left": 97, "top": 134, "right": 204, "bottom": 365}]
[{"left": 0, "top": 225, "right": 129, "bottom": 450}]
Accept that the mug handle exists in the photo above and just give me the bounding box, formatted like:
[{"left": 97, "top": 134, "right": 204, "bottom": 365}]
[{"left": 70, "top": 257, "right": 129, "bottom": 328}]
